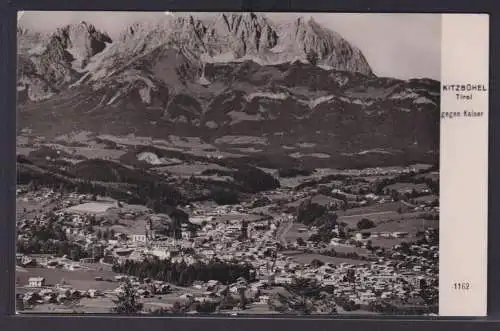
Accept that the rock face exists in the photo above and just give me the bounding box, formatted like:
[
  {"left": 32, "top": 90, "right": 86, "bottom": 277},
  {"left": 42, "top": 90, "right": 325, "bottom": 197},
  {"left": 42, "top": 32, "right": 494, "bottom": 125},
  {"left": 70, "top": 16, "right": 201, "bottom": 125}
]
[
  {"left": 53, "top": 21, "right": 112, "bottom": 68},
  {"left": 17, "top": 21, "right": 112, "bottom": 101},
  {"left": 18, "top": 13, "right": 371, "bottom": 91},
  {"left": 17, "top": 13, "right": 439, "bottom": 168}
]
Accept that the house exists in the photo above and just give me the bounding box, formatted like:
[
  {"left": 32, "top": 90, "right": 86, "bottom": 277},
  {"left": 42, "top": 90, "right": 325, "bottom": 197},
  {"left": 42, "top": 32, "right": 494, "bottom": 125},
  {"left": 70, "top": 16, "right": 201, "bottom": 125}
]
[
  {"left": 274, "top": 275, "right": 294, "bottom": 285},
  {"left": 28, "top": 277, "right": 45, "bottom": 288},
  {"left": 21, "top": 256, "right": 36, "bottom": 267},
  {"left": 132, "top": 234, "right": 147, "bottom": 243},
  {"left": 392, "top": 232, "right": 409, "bottom": 238},
  {"left": 80, "top": 257, "right": 95, "bottom": 264}
]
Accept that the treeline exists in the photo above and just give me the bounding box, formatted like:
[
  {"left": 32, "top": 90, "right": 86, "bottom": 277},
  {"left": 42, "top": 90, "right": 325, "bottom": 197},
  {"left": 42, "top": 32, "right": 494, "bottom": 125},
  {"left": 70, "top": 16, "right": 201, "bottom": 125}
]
[
  {"left": 112, "top": 258, "right": 256, "bottom": 286},
  {"left": 210, "top": 187, "right": 240, "bottom": 205},
  {"left": 374, "top": 171, "right": 439, "bottom": 195},
  {"left": 296, "top": 199, "right": 338, "bottom": 228},
  {"left": 17, "top": 216, "right": 90, "bottom": 260},
  {"left": 17, "top": 158, "right": 185, "bottom": 213},
  {"left": 66, "top": 159, "right": 160, "bottom": 184},
  {"left": 17, "top": 239, "right": 89, "bottom": 261},
  {"left": 232, "top": 165, "right": 280, "bottom": 193},
  {"left": 66, "top": 159, "right": 184, "bottom": 207},
  {"left": 200, "top": 169, "right": 233, "bottom": 177},
  {"left": 127, "top": 145, "right": 298, "bottom": 171},
  {"left": 295, "top": 174, "right": 355, "bottom": 191},
  {"left": 277, "top": 167, "right": 314, "bottom": 178},
  {"left": 195, "top": 166, "right": 280, "bottom": 204}
]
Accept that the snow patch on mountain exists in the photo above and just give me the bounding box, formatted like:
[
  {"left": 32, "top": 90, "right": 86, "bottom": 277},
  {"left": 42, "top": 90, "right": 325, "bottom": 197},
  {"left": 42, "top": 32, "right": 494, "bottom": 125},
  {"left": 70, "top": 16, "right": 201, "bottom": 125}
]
[
  {"left": 107, "top": 92, "right": 122, "bottom": 105},
  {"left": 228, "top": 111, "right": 264, "bottom": 124},
  {"left": 414, "top": 97, "right": 435, "bottom": 105},
  {"left": 389, "top": 90, "right": 421, "bottom": 100},
  {"left": 246, "top": 92, "right": 288, "bottom": 102},
  {"left": 137, "top": 152, "right": 162, "bottom": 165},
  {"left": 309, "top": 95, "right": 336, "bottom": 108},
  {"left": 290, "top": 152, "right": 331, "bottom": 159}
]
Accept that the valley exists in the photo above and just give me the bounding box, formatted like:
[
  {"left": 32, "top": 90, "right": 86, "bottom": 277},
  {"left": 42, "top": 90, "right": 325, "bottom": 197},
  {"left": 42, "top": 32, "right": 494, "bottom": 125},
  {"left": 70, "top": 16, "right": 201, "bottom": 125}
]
[{"left": 16, "top": 12, "right": 440, "bottom": 316}]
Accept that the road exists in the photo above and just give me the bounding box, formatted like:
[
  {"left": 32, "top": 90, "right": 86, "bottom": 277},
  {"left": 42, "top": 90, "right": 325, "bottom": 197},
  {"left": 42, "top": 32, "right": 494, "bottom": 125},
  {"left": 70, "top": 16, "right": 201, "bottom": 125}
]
[
  {"left": 276, "top": 217, "right": 294, "bottom": 245},
  {"left": 338, "top": 211, "right": 396, "bottom": 219}
]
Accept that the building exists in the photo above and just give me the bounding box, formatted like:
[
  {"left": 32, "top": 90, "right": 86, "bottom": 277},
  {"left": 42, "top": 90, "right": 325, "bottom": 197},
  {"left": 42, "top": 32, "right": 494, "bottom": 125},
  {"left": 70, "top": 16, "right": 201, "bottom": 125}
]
[
  {"left": 28, "top": 277, "right": 45, "bottom": 288},
  {"left": 80, "top": 258, "right": 95, "bottom": 264},
  {"left": 132, "top": 234, "right": 147, "bottom": 243}
]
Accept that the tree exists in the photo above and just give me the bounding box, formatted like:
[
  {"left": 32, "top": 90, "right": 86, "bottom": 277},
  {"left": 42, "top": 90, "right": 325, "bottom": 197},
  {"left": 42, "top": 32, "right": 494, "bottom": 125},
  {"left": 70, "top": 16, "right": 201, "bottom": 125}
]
[
  {"left": 16, "top": 295, "right": 25, "bottom": 312},
  {"left": 391, "top": 190, "right": 401, "bottom": 202},
  {"left": 306, "top": 50, "right": 319, "bottom": 65},
  {"left": 211, "top": 187, "right": 239, "bottom": 205},
  {"left": 310, "top": 259, "right": 324, "bottom": 268},
  {"left": 296, "top": 237, "right": 306, "bottom": 247},
  {"left": 346, "top": 269, "right": 356, "bottom": 285},
  {"left": 285, "top": 278, "right": 320, "bottom": 315},
  {"left": 233, "top": 165, "right": 280, "bottom": 193},
  {"left": 296, "top": 199, "right": 329, "bottom": 226},
  {"left": 172, "top": 301, "right": 182, "bottom": 314},
  {"left": 112, "top": 279, "right": 143, "bottom": 315},
  {"left": 238, "top": 287, "right": 247, "bottom": 309},
  {"left": 69, "top": 247, "right": 83, "bottom": 261},
  {"left": 420, "top": 284, "right": 438, "bottom": 309},
  {"left": 357, "top": 218, "right": 375, "bottom": 230},
  {"left": 240, "top": 220, "right": 249, "bottom": 240}
]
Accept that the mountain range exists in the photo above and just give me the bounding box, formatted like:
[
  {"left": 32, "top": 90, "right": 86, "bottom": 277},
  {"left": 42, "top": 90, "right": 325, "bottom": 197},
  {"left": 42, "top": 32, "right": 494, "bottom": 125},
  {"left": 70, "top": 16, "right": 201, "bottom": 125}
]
[{"left": 17, "top": 13, "right": 440, "bottom": 168}]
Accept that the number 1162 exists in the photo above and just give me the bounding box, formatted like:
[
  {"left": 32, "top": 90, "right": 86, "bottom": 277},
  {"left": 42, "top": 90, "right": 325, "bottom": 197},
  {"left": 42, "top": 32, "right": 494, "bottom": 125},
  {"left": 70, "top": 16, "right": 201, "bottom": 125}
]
[{"left": 453, "top": 282, "right": 470, "bottom": 290}]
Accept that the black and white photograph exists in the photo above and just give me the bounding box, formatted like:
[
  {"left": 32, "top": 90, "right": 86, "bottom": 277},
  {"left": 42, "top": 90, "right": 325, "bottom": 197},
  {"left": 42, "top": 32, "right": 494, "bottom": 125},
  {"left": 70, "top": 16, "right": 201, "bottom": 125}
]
[{"left": 15, "top": 11, "right": 441, "bottom": 316}]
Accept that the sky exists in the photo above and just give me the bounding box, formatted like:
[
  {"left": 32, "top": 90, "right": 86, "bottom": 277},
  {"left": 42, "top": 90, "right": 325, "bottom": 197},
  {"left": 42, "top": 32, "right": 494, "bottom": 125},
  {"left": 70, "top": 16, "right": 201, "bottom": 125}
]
[{"left": 18, "top": 11, "right": 441, "bottom": 80}]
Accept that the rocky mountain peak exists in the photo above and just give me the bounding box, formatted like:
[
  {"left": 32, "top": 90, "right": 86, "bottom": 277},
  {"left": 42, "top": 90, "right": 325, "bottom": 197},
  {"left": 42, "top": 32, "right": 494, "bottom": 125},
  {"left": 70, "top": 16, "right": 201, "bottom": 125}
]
[
  {"left": 272, "top": 15, "right": 373, "bottom": 75},
  {"left": 205, "top": 12, "right": 278, "bottom": 57},
  {"left": 51, "top": 21, "right": 112, "bottom": 64},
  {"left": 17, "top": 12, "right": 378, "bottom": 104}
]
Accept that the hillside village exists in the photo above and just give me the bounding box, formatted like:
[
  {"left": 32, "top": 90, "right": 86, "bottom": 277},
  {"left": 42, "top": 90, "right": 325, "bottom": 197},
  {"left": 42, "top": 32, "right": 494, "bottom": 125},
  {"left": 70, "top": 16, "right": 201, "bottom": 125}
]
[
  {"left": 16, "top": 162, "right": 439, "bottom": 315},
  {"left": 16, "top": 12, "right": 440, "bottom": 317}
]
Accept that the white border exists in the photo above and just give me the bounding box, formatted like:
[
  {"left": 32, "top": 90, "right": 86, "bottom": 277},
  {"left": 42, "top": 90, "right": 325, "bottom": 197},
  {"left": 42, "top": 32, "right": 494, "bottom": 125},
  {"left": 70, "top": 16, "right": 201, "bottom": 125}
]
[{"left": 439, "top": 14, "right": 489, "bottom": 317}]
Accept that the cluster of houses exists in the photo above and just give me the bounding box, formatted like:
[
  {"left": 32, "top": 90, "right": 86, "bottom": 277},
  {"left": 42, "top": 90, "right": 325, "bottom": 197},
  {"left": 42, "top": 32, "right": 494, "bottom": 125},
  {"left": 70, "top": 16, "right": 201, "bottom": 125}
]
[
  {"left": 16, "top": 171, "right": 439, "bottom": 313},
  {"left": 19, "top": 284, "right": 105, "bottom": 307},
  {"left": 336, "top": 165, "right": 434, "bottom": 177}
]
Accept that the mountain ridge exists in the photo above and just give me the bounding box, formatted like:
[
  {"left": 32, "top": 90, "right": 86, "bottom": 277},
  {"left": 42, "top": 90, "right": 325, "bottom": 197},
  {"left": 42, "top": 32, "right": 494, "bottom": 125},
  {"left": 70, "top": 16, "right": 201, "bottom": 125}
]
[{"left": 17, "top": 13, "right": 440, "bottom": 169}]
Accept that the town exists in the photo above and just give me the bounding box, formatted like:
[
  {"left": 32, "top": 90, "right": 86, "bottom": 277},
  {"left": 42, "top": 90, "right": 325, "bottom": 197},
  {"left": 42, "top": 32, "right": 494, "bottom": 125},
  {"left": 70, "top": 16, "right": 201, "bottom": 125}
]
[{"left": 16, "top": 163, "right": 439, "bottom": 315}]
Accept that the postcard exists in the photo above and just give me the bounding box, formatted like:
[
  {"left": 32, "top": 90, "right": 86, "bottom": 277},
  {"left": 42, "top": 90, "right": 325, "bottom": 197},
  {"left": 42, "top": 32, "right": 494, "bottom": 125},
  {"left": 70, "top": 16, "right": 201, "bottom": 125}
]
[{"left": 15, "top": 11, "right": 488, "bottom": 317}]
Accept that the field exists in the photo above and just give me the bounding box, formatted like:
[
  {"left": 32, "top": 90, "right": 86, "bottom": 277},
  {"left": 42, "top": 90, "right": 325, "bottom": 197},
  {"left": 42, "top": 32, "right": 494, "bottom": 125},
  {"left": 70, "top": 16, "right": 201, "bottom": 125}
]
[
  {"left": 340, "top": 211, "right": 401, "bottom": 227},
  {"left": 22, "top": 290, "right": 193, "bottom": 314},
  {"left": 282, "top": 223, "right": 313, "bottom": 243},
  {"left": 417, "top": 171, "right": 439, "bottom": 181},
  {"left": 384, "top": 182, "right": 428, "bottom": 193},
  {"left": 66, "top": 202, "right": 116, "bottom": 214},
  {"left": 57, "top": 145, "right": 126, "bottom": 161},
  {"left": 414, "top": 195, "right": 438, "bottom": 203},
  {"left": 283, "top": 252, "right": 367, "bottom": 266},
  {"left": 337, "top": 202, "right": 402, "bottom": 217},
  {"left": 16, "top": 265, "right": 120, "bottom": 292},
  {"left": 17, "top": 196, "right": 60, "bottom": 219},
  {"left": 161, "top": 162, "right": 230, "bottom": 176},
  {"left": 373, "top": 218, "right": 438, "bottom": 235}
]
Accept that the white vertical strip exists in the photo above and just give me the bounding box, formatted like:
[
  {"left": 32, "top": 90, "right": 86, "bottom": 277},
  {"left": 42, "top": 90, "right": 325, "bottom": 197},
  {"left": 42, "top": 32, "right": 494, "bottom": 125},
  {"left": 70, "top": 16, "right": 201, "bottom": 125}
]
[{"left": 439, "top": 14, "right": 489, "bottom": 316}]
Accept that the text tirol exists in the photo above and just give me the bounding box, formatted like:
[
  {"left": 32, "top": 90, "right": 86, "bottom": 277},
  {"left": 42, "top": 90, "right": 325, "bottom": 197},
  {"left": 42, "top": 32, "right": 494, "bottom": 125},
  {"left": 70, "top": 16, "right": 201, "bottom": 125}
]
[{"left": 442, "top": 84, "right": 488, "bottom": 92}]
